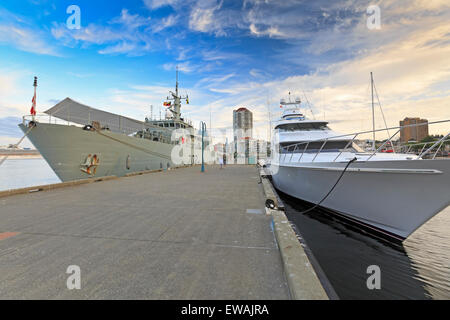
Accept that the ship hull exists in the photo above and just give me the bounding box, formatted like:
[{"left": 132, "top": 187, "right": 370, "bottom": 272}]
[
  {"left": 19, "top": 123, "right": 189, "bottom": 182},
  {"left": 270, "top": 159, "right": 450, "bottom": 241}
]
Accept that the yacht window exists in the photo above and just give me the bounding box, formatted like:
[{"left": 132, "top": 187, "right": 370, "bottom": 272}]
[
  {"left": 170, "top": 123, "right": 175, "bottom": 127},
  {"left": 164, "top": 123, "right": 169, "bottom": 127},
  {"left": 279, "top": 140, "right": 354, "bottom": 153},
  {"left": 276, "top": 123, "right": 330, "bottom": 132}
]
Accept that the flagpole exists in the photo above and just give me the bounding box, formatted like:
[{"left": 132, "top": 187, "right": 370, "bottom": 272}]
[{"left": 32, "top": 76, "right": 37, "bottom": 122}]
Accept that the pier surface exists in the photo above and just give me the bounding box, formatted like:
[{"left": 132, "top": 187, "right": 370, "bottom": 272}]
[{"left": 0, "top": 165, "right": 290, "bottom": 299}]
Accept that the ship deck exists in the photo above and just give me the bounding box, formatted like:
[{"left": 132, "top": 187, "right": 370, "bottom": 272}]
[{"left": 0, "top": 165, "right": 301, "bottom": 299}]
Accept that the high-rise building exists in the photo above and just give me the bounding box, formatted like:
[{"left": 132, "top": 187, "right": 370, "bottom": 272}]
[
  {"left": 233, "top": 108, "right": 253, "bottom": 164},
  {"left": 400, "top": 117, "right": 429, "bottom": 143},
  {"left": 233, "top": 108, "right": 253, "bottom": 140}
]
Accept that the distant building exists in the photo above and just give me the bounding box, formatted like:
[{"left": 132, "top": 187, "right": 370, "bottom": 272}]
[
  {"left": 233, "top": 108, "right": 253, "bottom": 163},
  {"left": 400, "top": 117, "right": 429, "bottom": 143},
  {"left": 233, "top": 108, "right": 253, "bottom": 141}
]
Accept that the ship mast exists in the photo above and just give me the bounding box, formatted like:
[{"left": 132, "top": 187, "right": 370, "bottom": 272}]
[
  {"left": 371, "top": 72, "right": 375, "bottom": 151},
  {"left": 166, "top": 66, "right": 189, "bottom": 121},
  {"left": 176, "top": 66, "right": 178, "bottom": 95}
]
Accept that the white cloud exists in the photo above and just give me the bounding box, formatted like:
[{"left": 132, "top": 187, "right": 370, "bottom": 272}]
[
  {"left": 184, "top": 16, "right": 450, "bottom": 140},
  {"left": 51, "top": 8, "right": 154, "bottom": 55},
  {"left": 188, "top": 1, "right": 227, "bottom": 36},
  {"left": 162, "top": 62, "right": 196, "bottom": 73},
  {"left": 143, "top": 0, "right": 182, "bottom": 10},
  {"left": 0, "top": 9, "right": 59, "bottom": 56},
  {"left": 249, "top": 69, "right": 263, "bottom": 78},
  {"left": 249, "top": 23, "right": 284, "bottom": 38},
  {"left": 98, "top": 42, "right": 142, "bottom": 55},
  {"left": 52, "top": 23, "right": 126, "bottom": 46},
  {"left": 189, "top": 7, "right": 215, "bottom": 32},
  {"left": 152, "top": 14, "right": 178, "bottom": 33},
  {"left": 103, "top": 82, "right": 211, "bottom": 128},
  {"left": 201, "top": 50, "right": 247, "bottom": 62},
  {"left": 0, "top": 68, "right": 34, "bottom": 117},
  {"left": 3, "top": 0, "right": 449, "bottom": 145},
  {"left": 112, "top": 9, "right": 151, "bottom": 29},
  {"left": 195, "top": 73, "right": 236, "bottom": 89}
]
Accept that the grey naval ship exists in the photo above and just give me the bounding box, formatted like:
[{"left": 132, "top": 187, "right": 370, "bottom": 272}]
[{"left": 19, "top": 72, "right": 211, "bottom": 182}]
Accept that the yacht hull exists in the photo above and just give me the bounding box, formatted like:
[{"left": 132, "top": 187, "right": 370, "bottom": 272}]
[{"left": 270, "top": 159, "right": 450, "bottom": 240}]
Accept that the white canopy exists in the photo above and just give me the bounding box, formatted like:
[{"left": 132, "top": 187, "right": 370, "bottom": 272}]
[{"left": 44, "top": 98, "right": 168, "bottom": 134}]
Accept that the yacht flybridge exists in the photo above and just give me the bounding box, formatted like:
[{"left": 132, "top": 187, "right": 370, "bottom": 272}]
[{"left": 269, "top": 94, "right": 450, "bottom": 242}]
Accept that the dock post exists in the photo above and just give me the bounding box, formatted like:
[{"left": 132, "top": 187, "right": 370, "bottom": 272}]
[{"left": 200, "top": 121, "right": 207, "bottom": 172}]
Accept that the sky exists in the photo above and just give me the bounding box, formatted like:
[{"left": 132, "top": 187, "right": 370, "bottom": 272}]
[{"left": 0, "top": 0, "right": 449, "bottom": 147}]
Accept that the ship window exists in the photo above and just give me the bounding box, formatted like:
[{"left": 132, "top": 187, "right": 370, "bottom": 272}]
[
  {"left": 170, "top": 123, "right": 175, "bottom": 127},
  {"left": 164, "top": 123, "right": 169, "bottom": 127},
  {"left": 159, "top": 123, "right": 163, "bottom": 127},
  {"left": 276, "top": 123, "right": 330, "bottom": 132},
  {"left": 176, "top": 123, "right": 180, "bottom": 128}
]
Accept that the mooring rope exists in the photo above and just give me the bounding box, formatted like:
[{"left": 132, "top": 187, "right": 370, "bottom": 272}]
[
  {"left": 296, "top": 157, "right": 357, "bottom": 214},
  {"left": 94, "top": 129, "right": 173, "bottom": 161},
  {"left": 0, "top": 124, "right": 35, "bottom": 166}
]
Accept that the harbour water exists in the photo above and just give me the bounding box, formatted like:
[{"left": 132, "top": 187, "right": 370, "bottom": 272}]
[
  {"left": 282, "top": 193, "right": 450, "bottom": 299},
  {"left": 0, "top": 157, "right": 60, "bottom": 191},
  {"left": 1, "top": 158, "right": 449, "bottom": 299}
]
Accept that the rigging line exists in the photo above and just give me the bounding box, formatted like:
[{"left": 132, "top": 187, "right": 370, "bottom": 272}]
[
  {"left": 0, "top": 124, "right": 35, "bottom": 166},
  {"left": 373, "top": 82, "right": 395, "bottom": 152},
  {"left": 294, "top": 157, "right": 358, "bottom": 215},
  {"left": 302, "top": 90, "right": 316, "bottom": 120},
  {"left": 95, "top": 129, "right": 172, "bottom": 161}
]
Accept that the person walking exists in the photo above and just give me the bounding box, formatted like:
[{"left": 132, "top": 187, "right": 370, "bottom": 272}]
[{"left": 219, "top": 155, "right": 224, "bottom": 169}]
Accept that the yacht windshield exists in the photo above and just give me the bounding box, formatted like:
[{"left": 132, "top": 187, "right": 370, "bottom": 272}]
[
  {"left": 276, "top": 122, "right": 330, "bottom": 132},
  {"left": 279, "top": 140, "right": 359, "bottom": 153}
]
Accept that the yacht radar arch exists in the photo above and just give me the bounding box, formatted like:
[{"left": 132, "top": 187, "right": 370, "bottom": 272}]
[{"left": 280, "top": 92, "right": 304, "bottom": 120}]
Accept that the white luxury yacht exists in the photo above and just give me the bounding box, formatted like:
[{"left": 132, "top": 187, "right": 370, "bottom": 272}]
[{"left": 269, "top": 95, "right": 450, "bottom": 242}]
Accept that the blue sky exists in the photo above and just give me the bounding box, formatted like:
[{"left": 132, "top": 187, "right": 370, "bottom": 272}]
[{"left": 1, "top": 0, "right": 450, "bottom": 147}]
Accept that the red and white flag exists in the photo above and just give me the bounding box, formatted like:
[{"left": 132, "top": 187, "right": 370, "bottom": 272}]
[{"left": 30, "top": 93, "right": 36, "bottom": 116}]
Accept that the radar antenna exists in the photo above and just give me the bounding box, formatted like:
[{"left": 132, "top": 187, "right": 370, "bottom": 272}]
[{"left": 164, "top": 66, "right": 189, "bottom": 120}]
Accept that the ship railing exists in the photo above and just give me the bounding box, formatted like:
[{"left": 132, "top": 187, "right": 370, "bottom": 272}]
[
  {"left": 23, "top": 113, "right": 85, "bottom": 127},
  {"left": 23, "top": 113, "right": 142, "bottom": 135},
  {"left": 396, "top": 139, "right": 450, "bottom": 156},
  {"left": 23, "top": 113, "right": 196, "bottom": 136},
  {"left": 279, "top": 119, "right": 450, "bottom": 163}
]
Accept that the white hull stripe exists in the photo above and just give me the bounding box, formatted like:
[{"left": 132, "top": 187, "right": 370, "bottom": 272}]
[{"left": 277, "top": 164, "right": 442, "bottom": 174}]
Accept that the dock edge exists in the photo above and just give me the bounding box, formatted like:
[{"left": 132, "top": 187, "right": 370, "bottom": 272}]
[{"left": 259, "top": 167, "right": 329, "bottom": 300}]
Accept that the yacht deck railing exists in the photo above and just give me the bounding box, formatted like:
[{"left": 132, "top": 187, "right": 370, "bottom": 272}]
[{"left": 279, "top": 119, "right": 450, "bottom": 163}]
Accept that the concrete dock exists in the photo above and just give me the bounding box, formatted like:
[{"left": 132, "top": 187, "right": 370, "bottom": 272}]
[{"left": 0, "top": 165, "right": 327, "bottom": 299}]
